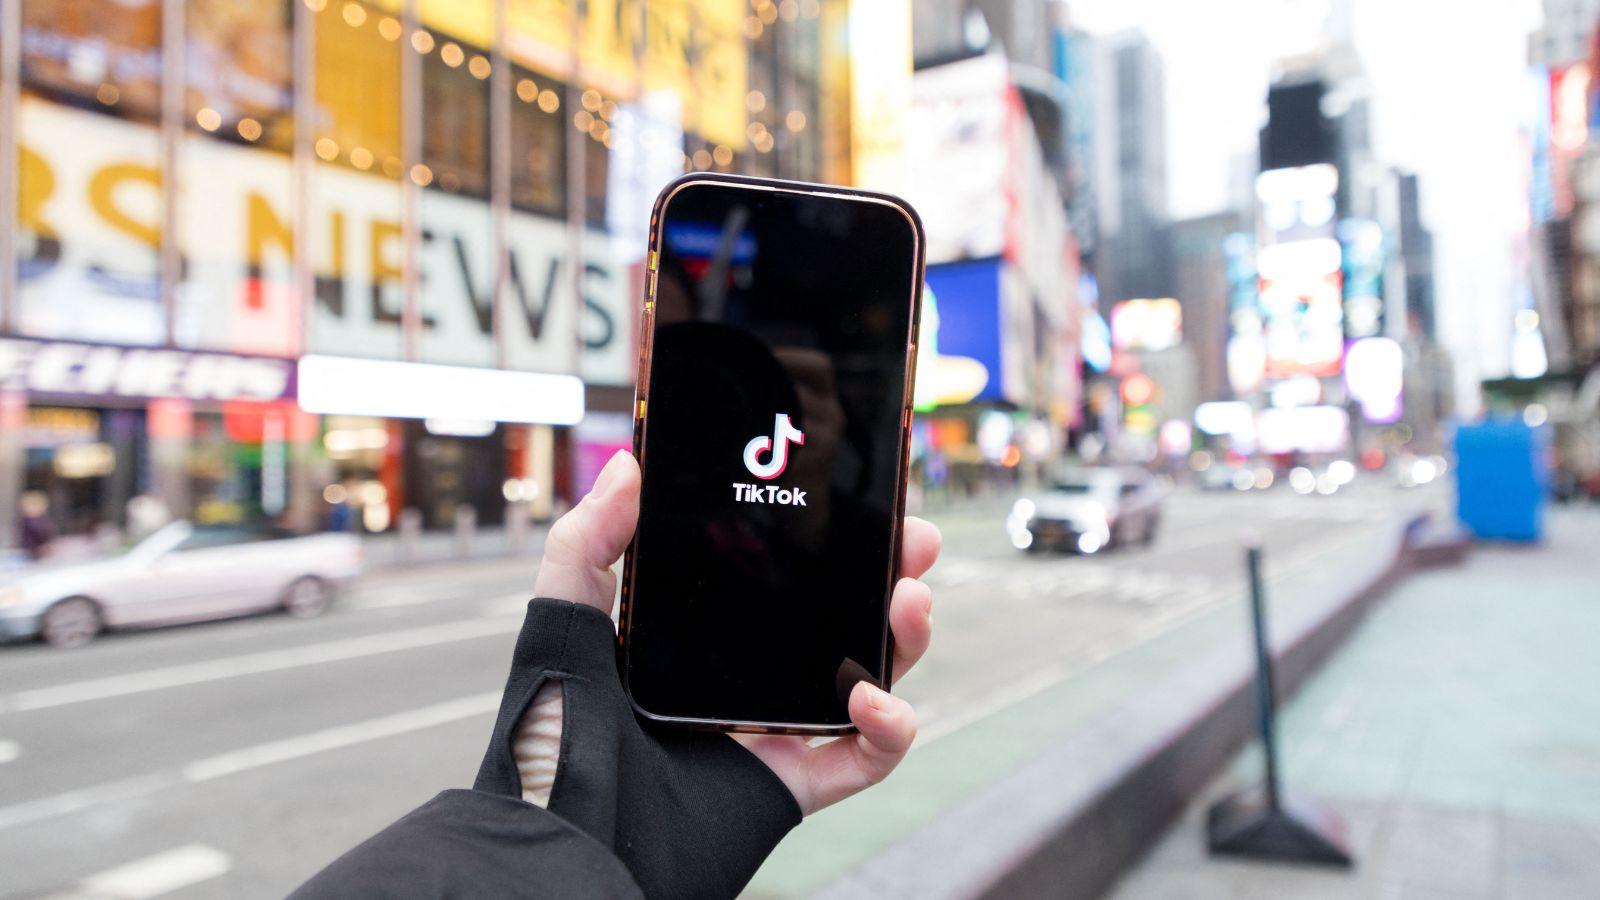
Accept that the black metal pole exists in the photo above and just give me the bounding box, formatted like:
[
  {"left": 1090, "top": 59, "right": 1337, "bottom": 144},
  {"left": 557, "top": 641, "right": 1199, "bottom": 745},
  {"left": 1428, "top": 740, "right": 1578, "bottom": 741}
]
[
  {"left": 1205, "top": 537, "right": 1353, "bottom": 867},
  {"left": 1245, "top": 541, "right": 1282, "bottom": 812}
]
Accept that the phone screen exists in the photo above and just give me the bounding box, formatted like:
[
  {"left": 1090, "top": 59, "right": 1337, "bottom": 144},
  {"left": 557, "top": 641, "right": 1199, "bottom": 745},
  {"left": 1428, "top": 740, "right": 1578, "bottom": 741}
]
[{"left": 623, "top": 178, "right": 922, "bottom": 729}]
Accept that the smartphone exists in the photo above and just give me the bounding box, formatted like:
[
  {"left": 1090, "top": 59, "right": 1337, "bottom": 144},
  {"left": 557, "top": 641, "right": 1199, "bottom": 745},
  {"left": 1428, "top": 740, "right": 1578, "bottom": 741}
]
[{"left": 618, "top": 173, "right": 925, "bottom": 735}]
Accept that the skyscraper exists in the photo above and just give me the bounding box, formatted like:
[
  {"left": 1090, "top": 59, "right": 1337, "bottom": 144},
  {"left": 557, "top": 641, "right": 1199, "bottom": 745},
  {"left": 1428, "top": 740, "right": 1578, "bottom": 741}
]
[{"left": 1092, "top": 31, "right": 1168, "bottom": 309}]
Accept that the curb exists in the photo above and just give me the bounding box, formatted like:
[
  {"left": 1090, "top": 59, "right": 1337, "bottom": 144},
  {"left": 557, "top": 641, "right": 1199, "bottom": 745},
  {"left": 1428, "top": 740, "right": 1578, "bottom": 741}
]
[{"left": 815, "top": 513, "right": 1445, "bottom": 900}]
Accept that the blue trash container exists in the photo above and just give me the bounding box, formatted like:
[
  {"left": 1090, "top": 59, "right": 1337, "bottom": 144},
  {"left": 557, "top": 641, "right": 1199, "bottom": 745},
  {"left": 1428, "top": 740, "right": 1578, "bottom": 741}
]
[{"left": 1454, "top": 419, "right": 1546, "bottom": 542}]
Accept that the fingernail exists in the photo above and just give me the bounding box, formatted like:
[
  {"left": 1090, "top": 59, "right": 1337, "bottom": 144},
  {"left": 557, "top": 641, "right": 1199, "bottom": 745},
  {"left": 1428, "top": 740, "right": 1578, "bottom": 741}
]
[
  {"left": 923, "top": 591, "right": 933, "bottom": 617},
  {"left": 590, "top": 450, "right": 628, "bottom": 498},
  {"left": 861, "top": 681, "right": 887, "bottom": 710}
]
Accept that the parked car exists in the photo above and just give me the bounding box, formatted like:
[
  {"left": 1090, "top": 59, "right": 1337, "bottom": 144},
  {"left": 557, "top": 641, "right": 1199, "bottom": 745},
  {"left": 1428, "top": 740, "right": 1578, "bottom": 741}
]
[
  {"left": 0, "top": 521, "right": 363, "bottom": 648},
  {"left": 1007, "top": 468, "right": 1165, "bottom": 555}
]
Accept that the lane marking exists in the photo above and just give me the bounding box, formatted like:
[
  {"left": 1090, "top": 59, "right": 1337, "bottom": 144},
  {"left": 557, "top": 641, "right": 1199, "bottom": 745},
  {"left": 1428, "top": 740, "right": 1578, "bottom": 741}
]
[
  {"left": 183, "top": 691, "right": 501, "bottom": 782},
  {"left": 0, "top": 616, "right": 521, "bottom": 714},
  {"left": 343, "top": 590, "right": 441, "bottom": 610},
  {"left": 0, "top": 692, "right": 502, "bottom": 832},
  {"left": 48, "top": 844, "right": 232, "bottom": 899},
  {"left": 479, "top": 593, "right": 542, "bottom": 617},
  {"left": 0, "top": 739, "right": 18, "bottom": 764},
  {"left": 0, "top": 773, "right": 177, "bottom": 831}
]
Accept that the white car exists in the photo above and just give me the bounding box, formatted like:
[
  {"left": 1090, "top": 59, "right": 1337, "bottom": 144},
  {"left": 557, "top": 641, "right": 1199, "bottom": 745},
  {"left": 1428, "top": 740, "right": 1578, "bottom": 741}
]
[
  {"left": 1007, "top": 468, "right": 1165, "bottom": 555},
  {"left": 0, "top": 521, "right": 363, "bottom": 648}
]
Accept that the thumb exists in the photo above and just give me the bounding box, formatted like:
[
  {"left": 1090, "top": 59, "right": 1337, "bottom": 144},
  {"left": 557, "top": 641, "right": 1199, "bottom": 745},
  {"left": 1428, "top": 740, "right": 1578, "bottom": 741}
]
[{"left": 533, "top": 450, "right": 640, "bottom": 613}]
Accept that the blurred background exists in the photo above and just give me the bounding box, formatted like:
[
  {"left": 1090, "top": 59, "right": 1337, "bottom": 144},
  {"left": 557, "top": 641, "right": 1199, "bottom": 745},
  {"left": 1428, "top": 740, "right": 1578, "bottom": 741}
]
[{"left": 0, "top": 0, "right": 1597, "bottom": 897}]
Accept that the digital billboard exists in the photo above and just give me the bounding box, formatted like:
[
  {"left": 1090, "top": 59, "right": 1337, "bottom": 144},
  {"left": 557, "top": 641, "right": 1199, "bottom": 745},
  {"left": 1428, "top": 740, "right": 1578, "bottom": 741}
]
[{"left": 1254, "top": 164, "right": 1345, "bottom": 379}]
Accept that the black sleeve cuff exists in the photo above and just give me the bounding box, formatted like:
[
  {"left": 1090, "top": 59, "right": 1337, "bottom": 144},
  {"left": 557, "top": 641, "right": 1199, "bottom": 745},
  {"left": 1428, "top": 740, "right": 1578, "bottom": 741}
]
[{"left": 475, "top": 598, "right": 802, "bottom": 900}]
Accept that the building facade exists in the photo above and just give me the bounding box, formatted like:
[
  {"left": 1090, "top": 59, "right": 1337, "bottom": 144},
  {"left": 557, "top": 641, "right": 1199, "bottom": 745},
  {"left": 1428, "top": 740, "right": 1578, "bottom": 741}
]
[{"left": 0, "top": 0, "right": 877, "bottom": 547}]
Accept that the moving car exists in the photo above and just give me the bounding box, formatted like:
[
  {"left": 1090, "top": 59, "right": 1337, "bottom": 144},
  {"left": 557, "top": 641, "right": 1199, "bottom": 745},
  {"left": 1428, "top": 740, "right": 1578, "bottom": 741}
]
[
  {"left": 1007, "top": 468, "right": 1164, "bottom": 555},
  {"left": 0, "top": 521, "right": 363, "bottom": 648}
]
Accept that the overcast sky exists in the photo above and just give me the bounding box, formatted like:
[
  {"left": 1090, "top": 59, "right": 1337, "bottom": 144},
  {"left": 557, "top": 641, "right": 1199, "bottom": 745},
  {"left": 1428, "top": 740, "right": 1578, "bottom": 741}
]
[{"left": 1069, "top": 0, "right": 1545, "bottom": 413}]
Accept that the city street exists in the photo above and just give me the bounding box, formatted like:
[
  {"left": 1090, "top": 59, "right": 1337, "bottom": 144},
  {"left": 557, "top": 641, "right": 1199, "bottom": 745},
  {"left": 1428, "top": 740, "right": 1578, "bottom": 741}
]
[
  {"left": 0, "top": 1, "right": 1591, "bottom": 897},
  {"left": 0, "top": 482, "right": 1432, "bottom": 899}
]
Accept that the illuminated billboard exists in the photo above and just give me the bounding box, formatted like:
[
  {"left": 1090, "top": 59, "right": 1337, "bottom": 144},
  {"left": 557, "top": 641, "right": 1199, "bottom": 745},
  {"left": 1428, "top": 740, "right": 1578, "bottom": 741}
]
[
  {"left": 1338, "top": 218, "right": 1385, "bottom": 339},
  {"left": 1254, "top": 164, "right": 1345, "bottom": 378},
  {"left": 1110, "top": 298, "right": 1182, "bottom": 351},
  {"left": 848, "top": 0, "right": 913, "bottom": 193},
  {"left": 907, "top": 53, "right": 1010, "bottom": 263},
  {"left": 1344, "top": 336, "right": 1403, "bottom": 424}
]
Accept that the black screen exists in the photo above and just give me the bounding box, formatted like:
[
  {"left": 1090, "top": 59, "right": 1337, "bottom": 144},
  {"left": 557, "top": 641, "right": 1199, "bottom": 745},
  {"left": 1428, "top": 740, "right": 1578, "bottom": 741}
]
[{"left": 623, "top": 177, "right": 922, "bottom": 728}]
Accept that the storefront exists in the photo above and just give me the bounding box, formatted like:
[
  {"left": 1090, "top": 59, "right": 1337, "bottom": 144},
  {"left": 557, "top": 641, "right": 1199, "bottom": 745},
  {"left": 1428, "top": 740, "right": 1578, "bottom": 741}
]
[{"left": 0, "top": 337, "right": 301, "bottom": 546}]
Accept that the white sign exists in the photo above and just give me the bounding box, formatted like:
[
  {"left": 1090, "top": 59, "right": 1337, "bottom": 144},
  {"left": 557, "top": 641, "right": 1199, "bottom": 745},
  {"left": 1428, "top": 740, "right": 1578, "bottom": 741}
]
[
  {"left": 1256, "top": 405, "right": 1349, "bottom": 454},
  {"left": 297, "top": 355, "right": 583, "bottom": 425}
]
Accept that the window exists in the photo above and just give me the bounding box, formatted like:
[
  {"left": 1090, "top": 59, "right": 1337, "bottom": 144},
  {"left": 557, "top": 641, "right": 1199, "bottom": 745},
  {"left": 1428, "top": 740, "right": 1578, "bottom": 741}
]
[
  {"left": 314, "top": 0, "right": 402, "bottom": 175},
  {"left": 585, "top": 117, "right": 609, "bottom": 226},
  {"left": 422, "top": 31, "right": 490, "bottom": 198},
  {"left": 21, "top": 0, "right": 163, "bottom": 122},
  {"left": 187, "top": 0, "right": 293, "bottom": 151},
  {"left": 509, "top": 67, "right": 565, "bottom": 214}
]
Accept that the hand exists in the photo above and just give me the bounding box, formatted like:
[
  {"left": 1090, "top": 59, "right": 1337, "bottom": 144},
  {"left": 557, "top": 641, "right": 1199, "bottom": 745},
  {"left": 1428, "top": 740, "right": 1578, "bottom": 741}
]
[{"left": 531, "top": 449, "right": 939, "bottom": 815}]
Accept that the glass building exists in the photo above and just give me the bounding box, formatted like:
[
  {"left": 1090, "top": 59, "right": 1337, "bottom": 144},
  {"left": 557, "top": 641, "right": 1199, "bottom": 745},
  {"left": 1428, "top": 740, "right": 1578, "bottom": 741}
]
[{"left": 0, "top": 0, "right": 880, "bottom": 543}]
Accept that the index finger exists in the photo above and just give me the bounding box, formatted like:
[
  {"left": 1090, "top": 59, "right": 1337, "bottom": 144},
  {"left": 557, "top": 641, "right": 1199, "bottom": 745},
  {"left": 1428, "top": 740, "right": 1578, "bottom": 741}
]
[{"left": 900, "top": 516, "right": 940, "bottom": 580}]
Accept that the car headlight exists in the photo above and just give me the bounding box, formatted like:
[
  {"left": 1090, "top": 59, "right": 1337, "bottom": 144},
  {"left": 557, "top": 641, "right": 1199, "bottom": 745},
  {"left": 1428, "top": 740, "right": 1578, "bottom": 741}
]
[
  {"left": 1011, "top": 498, "right": 1036, "bottom": 521},
  {"left": 1077, "top": 501, "right": 1108, "bottom": 527},
  {"left": 0, "top": 587, "right": 26, "bottom": 610}
]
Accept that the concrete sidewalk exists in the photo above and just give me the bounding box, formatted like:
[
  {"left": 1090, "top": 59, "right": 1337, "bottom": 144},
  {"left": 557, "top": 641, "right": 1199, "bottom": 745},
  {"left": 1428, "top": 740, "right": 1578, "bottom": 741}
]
[{"left": 1109, "top": 505, "right": 1600, "bottom": 898}]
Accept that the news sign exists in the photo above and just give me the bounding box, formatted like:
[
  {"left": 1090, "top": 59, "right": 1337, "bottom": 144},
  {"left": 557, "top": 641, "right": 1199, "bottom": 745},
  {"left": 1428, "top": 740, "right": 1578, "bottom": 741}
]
[{"left": 14, "top": 98, "right": 634, "bottom": 386}]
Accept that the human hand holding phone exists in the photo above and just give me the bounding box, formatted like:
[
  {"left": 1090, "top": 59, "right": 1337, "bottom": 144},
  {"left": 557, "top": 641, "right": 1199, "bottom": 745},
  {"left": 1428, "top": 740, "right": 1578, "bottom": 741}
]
[
  {"left": 525, "top": 448, "right": 938, "bottom": 815},
  {"left": 294, "top": 442, "right": 936, "bottom": 900}
]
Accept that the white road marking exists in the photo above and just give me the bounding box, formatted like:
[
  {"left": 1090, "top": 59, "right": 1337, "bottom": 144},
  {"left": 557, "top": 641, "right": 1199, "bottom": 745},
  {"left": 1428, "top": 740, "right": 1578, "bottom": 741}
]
[
  {"left": 0, "top": 617, "right": 521, "bottom": 714},
  {"left": 479, "top": 593, "right": 540, "bottom": 617},
  {"left": 343, "top": 591, "right": 438, "bottom": 610},
  {"left": 0, "top": 692, "right": 503, "bottom": 832},
  {"left": 49, "top": 844, "right": 231, "bottom": 899},
  {"left": 0, "top": 739, "right": 18, "bottom": 763},
  {"left": 0, "top": 773, "right": 178, "bottom": 831},
  {"left": 183, "top": 691, "right": 501, "bottom": 782}
]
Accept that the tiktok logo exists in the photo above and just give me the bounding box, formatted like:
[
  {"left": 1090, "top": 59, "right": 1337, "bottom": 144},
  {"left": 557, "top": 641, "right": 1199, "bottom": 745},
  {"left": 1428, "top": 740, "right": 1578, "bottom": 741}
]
[{"left": 742, "top": 413, "right": 806, "bottom": 480}]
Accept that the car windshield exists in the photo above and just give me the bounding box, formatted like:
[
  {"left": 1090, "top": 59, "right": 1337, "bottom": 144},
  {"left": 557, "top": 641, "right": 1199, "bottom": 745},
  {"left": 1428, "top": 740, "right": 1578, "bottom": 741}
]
[
  {"left": 1048, "top": 482, "right": 1095, "bottom": 494},
  {"left": 176, "top": 526, "right": 296, "bottom": 551}
]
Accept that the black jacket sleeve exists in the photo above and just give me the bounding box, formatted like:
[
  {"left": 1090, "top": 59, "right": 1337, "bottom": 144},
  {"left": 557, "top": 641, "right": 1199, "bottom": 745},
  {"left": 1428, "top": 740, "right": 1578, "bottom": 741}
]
[
  {"left": 293, "top": 598, "right": 801, "bottom": 899},
  {"left": 289, "top": 789, "right": 644, "bottom": 899}
]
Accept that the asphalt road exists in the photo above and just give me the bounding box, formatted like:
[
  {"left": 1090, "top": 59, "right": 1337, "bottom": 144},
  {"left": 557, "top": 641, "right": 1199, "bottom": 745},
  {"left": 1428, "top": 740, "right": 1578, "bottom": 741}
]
[{"left": 0, "top": 481, "right": 1430, "bottom": 898}]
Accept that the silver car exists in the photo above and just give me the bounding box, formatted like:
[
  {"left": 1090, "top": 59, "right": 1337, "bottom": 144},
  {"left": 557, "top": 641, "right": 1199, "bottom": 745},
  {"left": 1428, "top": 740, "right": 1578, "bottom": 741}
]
[
  {"left": 0, "top": 522, "right": 363, "bottom": 647},
  {"left": 1007, "top": 468, "right": 1165, "bottom": 555}
]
